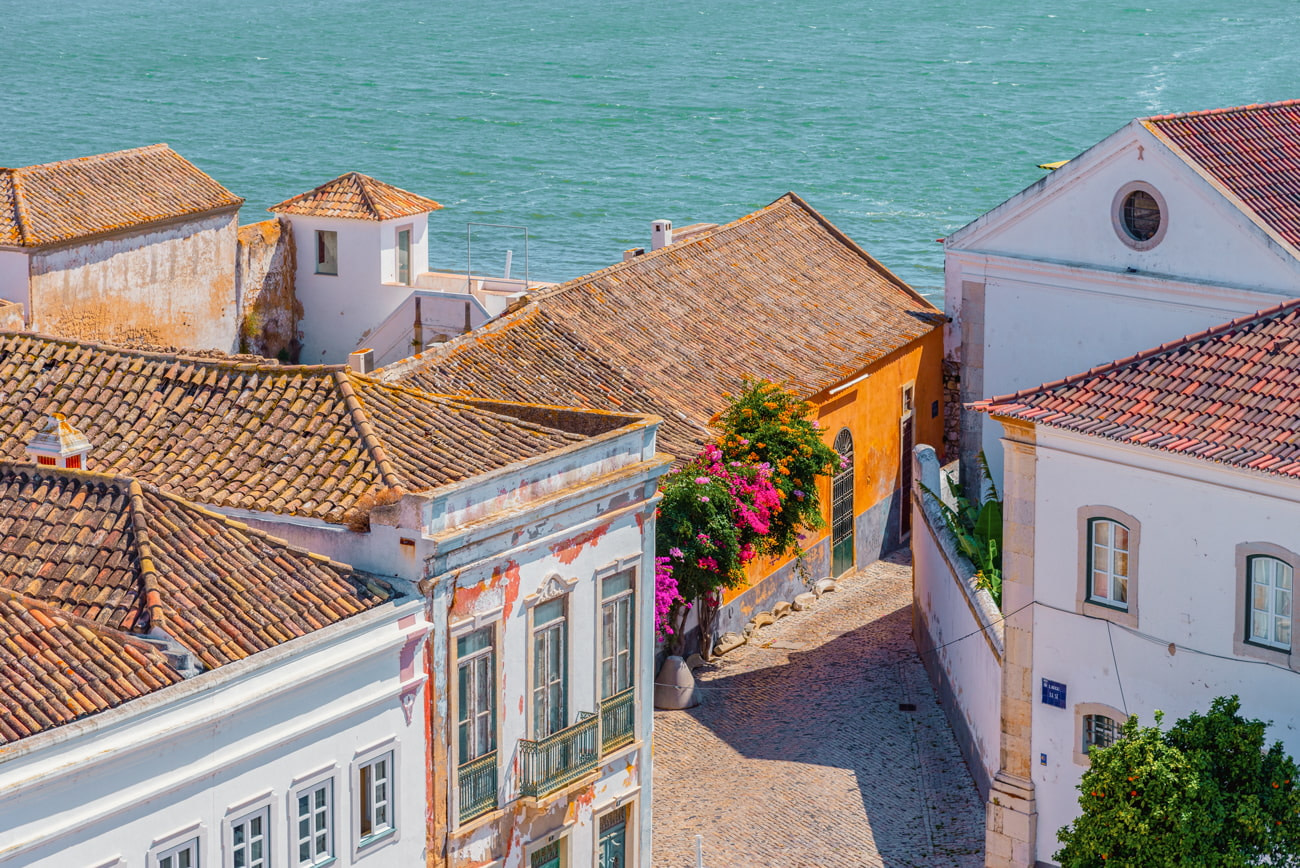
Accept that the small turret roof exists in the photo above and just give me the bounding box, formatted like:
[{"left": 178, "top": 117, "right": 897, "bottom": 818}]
[{"left": 269, "top": 172, "right": 443, "bottom": 221}]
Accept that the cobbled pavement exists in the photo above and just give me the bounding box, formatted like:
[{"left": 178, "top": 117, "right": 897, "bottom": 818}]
[{"left": 651, "top": 550, "right": 985, "bottom": 868}]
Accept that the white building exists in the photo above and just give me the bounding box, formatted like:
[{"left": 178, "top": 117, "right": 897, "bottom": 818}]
[
  {"left": 0, "top": 457, "right": 430, "bottom": 868},
  {"left": 0, "top": 332, "right": 667, "bottom": 868},
  {"left": 921, "top": 100, "right": 1300, "bottom": 867},
  {"left": 269, "top": 173, "right": 537, "bottom": 366},
  {"left": 0, "top": 145, "right": 244, "bottom": 353}
]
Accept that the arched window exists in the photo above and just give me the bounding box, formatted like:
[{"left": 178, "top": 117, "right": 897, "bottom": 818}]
[{"left": 831, "top": 429, "right": 855, "bottom": 577}]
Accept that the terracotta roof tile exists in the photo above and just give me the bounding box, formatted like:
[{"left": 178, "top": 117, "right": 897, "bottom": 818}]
[
  {"left": 1144, "top": 100, "right": 1300, "bottom": 250},
  {"left": 268, "top": 172, "right": 442, "bottom": 221},
  {"left": 0, "top": 332, "right": 610, "bottom": 523},
  {"left": 975, "top": 298, "right": 1300, "bottom": 477},
  {"left": 383, "top": 193, "right": 942, "bottom": 458},
  {"left": 0, "top": 144, "right": 242, "bottom": 247}
]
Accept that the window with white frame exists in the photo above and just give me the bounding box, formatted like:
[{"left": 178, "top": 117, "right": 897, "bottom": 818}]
[
  {"left": 1087, "top": 518, "right": 1130, "bottom": 609},
  {"left": 600, "top": 571, "right": 635, "bottom": 699},
  {"left": 1248, "top": 555, "right": 1293, "bottom": 651},
  {"left": 396, "top": 227, "right": 412, "bottom": 285},
  {"left": 230, "top": 807, "right": 269, "bottom": 868},
  {"left": 358, "top": 752, "right": 394, "bottom": 843},
  {"left": 533, "top": 597, "right": 568, "bottom": 738},
  {"left": 155, "top": 838, "right": 199, "bottom": 868},
  {"left": 295, "top": 780, "right": 333, "bottom": 866},
  {"left": 315, "top": 230, "right": 338, "bottom": 275},
  {"left": 458, "top": 626, "right": 497, "bottom": 763},
  {"left": 1083, "top": 713, "right": 1120, "bottom": 753}
]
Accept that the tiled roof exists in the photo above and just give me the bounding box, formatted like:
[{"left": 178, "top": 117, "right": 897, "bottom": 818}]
[
  {"left": 974, "top": 298, "right": 1300, "bottom": 477},
  {"left": 0, "top": 144, "right": 243, "bottom": 247},
  {"left": 269, "top": 172, "right": 443, "bottom": 220},
  {"left": 0, "top": 590, "right": 184, "bottom": 745},
  {"left": 0, "top": 332, "right": 602, "bottom": 524},
  {"left": 383, "top": 193, "right": 942, "bottom": 458},
  {"left": 1144, "top": 100, "right": 1300, "bottom": 251},
  {"left": 0, "top": 462, "right": 397, "bottom": 744}
]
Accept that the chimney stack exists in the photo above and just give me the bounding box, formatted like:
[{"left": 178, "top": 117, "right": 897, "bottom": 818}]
[
  {"left": 26, "top": 413, "right": 92, "bottom": 470},
  {"left": 651, "top": 220, "right": 673, "bottom": 251},
  {"left": 348, "top": 348, "right": 376, "bottom": 375}
]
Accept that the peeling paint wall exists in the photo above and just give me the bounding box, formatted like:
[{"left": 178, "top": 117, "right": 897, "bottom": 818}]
[
  {"left": 27, "top": 210, "right": 240, "bottom": 352},
  {"left": 236, "top": 217, "right": 300, "bottom": 360}
]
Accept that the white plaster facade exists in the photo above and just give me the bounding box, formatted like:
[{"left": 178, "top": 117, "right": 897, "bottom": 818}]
[
  {"left": 944, "top": 119, "right": 1300, "bottom": 483},
  {"left": 1, "top": 210, "right": 241, "bottom": 352},
  {"left": 1000, "top": 422, "right": 1300, "bottom": 865},
  {"left": 0, "top": 597, "right": 431, "bottom": 868}
]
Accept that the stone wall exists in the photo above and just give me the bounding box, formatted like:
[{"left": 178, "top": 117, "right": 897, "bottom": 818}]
[{"left": 236, "top": 218, "right": 300, "bottom": 361}]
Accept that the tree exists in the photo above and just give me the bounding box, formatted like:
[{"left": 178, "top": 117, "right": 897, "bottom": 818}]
[{"left": 1056, "top": 696, "right": 1300, "bottom": 867}]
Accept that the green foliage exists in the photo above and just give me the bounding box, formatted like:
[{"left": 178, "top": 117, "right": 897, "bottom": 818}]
[
  {"left": 1056, "top": 697, "right": 1300, "bottom": 867},
  {"left": 714, "top": 378, "right": 841, "bottom": 560},
  {"left": 920, "top": 453, "right": 1003, "bottom": 606}
]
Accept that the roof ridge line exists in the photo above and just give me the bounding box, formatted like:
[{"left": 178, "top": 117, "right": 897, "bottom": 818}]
[
  {"left": 354, "top": 173, "right": 380, "bottom": 219},
  {"left": 124, "top": 478, "right": 167, "bottom": 636},
  {"left": 1141, "top": 99, "right": 1300, "bottom": 123},
  {"left": 8, "top": 168, "right": 33, "bottom": 246},
  {"left": 334, "top": 371, "right": 404, "bottom": 491},
  {"left": 978, "top": 296, "right": 1300, "bottom": 408},
  {"left": 10, "top": 143, "right": 171, "bottom": 175},
  {"left": 782, "top": 191, "right": 940, "bottom": 312}
]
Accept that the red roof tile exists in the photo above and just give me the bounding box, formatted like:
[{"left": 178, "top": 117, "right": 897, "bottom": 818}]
[
  {"left": 0, "top": 144, "right": 242, "bottom": 247},
  {"left": 1144, "top": 100, "right": 1300, "bottom": 250},
  {"left": 383, "top": 193, "right": 942, "bottom": 458},
  {"left": 975, "top": 298, "right": 1300, "bottom": 477},
  {"left": 269, "top": 172, "right": 442, "bottom": 221}
]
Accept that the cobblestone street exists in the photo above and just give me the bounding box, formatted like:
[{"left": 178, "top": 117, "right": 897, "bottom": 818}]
[{"left": 652, "top": 550, "right": 985, "bottom": 867}]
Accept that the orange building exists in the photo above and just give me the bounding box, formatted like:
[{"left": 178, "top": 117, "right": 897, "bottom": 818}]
[{"left": 381, "top": 193, "right": 944, "bottom": 637}]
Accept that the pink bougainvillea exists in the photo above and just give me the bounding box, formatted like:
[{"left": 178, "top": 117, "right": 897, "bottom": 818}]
[{"left": 654, "top": 556, "right": 680, "bottom": 638}]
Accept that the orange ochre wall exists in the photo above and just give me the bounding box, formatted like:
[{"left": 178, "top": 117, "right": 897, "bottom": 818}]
[{"left": 721, "top": 325, "right": 944, "bottom": 605}]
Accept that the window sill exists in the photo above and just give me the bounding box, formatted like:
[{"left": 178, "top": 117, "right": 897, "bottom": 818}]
[
  {"left": 1234, "top": 637, "right": 1294, "bottom": 669},
  {"left": 358, "top": 826, "right": 397, "bottom": 849},
  {"left": 1077, "top": 598, "right": 1137, "bottom": 629}
]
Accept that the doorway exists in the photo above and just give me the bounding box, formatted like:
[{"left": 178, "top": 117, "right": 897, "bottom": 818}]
[{"left": 831, "top": 428, "right": 855, "bottom": 577}]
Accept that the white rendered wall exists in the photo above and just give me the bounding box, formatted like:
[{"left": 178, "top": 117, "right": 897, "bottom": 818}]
[
  {"left": 0, "top": 599, "right": 429, "bottom": 868},
  {"left": 1025, "top": 429, "right": 1300, "bottom": 862},
  {"left": 0, "top": 250, "right": 29, "bottom": 313},
  {"left": 289, "top": 214, "right": 431, "bottom": 363},
  {"left": 26, "top": 211, "right": 240, "bottom": 352}
]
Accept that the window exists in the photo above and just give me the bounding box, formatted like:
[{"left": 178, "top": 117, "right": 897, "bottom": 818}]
[
  {"left": 1088, "top": 518, "right": 1130, "bottom": 609},
  {"left": 1083, "top": 713, "right": 1120, "bottom": 752},
  {"left": 531, "top": 840, "right": 562, "bottom": 868},
  {"left": 358, "top": 753, "right": 394, "bottom": 844},
  {"left": 1112, "top": 182, "right": 1167, "bottom": 250},
  {"left": 1248, "top": 556, "right": 1292, "bottom": 651},
  {"left": 1077, "top": 507, "right": 1140, "bottom": 628},
  {"left": 230, "top": 808, "right": 269, "bottom": 868},
  {"left": 156, "top": 839, "right": 199, "bottom": 868},
  {"left": 458, "top": 627, "right": 496, "bottom": 761},
  {"left": 533, "top": 597, "right": 568, "bottom": 738},
  {"left": 315, "top": 230, "right": 338, "bottom": 275},
  {"left": 600, "top": 571, "right": 635, "bottom": 699},
  {"left": 295, "top": 781, "right": 333, "bottom": 866},
  {"left": 396, "top": 228, "right": 411, "bottom": 285}
]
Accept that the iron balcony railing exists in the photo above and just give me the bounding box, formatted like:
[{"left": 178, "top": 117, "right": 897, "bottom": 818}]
[
  {"left": 519, "top": 712, "right": 599, "bottom": 798},
  {"left": 457, "top": 751, "right": 498, "bottom": 824},
  {"left": 600, "top": 687, "right": 636, "bottom": 753}
]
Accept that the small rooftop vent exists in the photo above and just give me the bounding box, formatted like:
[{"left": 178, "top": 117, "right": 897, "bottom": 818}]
[
  {"left": 26, "top": 413, "right": 91, "bottom": 470},
  {"left": 623, "top": 247, "right": 645, "bottom": 262},
  {"left": 651, "top": 219, "right": 673, "bottom": 251},
  {"left": 348, "top": 348, "right": 376, "bottom": 375}
]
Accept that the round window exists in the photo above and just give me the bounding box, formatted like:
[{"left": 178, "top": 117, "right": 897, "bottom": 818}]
[
  {"left": 1122, "top": 189, "right": 1160, "bottom": 241},
  {"left": 1112, "top": 183, "right": 1168, "bottom": 250}
]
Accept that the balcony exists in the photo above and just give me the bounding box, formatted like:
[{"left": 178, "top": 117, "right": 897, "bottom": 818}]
[
  {"left": 519, "top": 712, "right": 599, "bottom": 799},
  {"left": 600, "top": 687, "right": 636, "bottom": 753},
  {"left": 457, "top": 751, "right": 498, "bottom": 824}
]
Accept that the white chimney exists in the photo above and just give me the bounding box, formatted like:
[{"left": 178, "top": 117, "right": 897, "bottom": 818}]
[
  {"left": 348, "top": 348, "right": 376, "bottom": 375},
  {"left": 26, "top": 413, "right": 92, "bottom": 470},
  {"left": 651, "top": 219, "right": 673, "bottom": 251}
]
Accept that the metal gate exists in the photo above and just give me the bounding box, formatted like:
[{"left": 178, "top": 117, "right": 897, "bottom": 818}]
[{"left": 831, "top": 428, "right": 855, "bottom": 577}]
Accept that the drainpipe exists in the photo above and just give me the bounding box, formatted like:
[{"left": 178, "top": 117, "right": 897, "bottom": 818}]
[{"left": 413, "top": 296, "right": 424, "bottom": 352}]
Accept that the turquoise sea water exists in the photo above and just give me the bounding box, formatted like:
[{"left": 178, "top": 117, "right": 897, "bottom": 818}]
[{"left": 3, "top": 1, "right": 1298, "bottom": 301}]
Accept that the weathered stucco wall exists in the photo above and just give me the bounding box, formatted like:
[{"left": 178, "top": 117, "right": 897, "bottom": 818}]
[
  {"left": 911, "top": 444, "right": 1002, "bottom": 801},
  {"left": 0, "top": 299, "right": 25, "bottom": 332},
  {"left": 236, "top": 218, "right": 300, "bottom": 360},
  {"left": 27, "top": 210, "right": 240, "bottom": 352}
]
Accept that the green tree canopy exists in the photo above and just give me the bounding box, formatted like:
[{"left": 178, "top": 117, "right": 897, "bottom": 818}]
[{"left": 1056, "top": 696, "right": 1300, "bottom": 867}]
